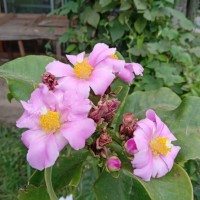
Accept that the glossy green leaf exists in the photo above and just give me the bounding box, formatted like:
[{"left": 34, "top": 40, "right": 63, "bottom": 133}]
[
  {"left": 94, "top": 164, "right": 192, "bottom": 200},
  {"left": 0, "top": 55, "right": 55, "bottom": 101},
  {"left": 94, "top": 170, "right": 151, "bottom": 200},
  {"left": 121, "top": 87, "right": 181, "bottom": 119},
  {"left": 74, "top": 166, "right": 96, "bottom": 200},
  {"left": 165, "top": 96, "right": 200, "bottom": 162},
  {"left": 52, "top": 149, "right": 89, "bottom": 189},
  {"left": 18, "top": 185, "right": 49, "bottom": 200},
  {"left": 133, "top": 0, "right": 147, "bottom": 10}
]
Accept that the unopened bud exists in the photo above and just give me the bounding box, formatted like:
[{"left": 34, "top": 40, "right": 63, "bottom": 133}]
[
  {"left": 96, "top": 132, "right": 112, "bottom": 150},
  {"left": 119, "top": 113, "right": 138, "bottom": 138},
  {"left": 125, "top": 138, "right": 137, "bottom": 155},
  {"left": 106, "top": 156, "right": 121, "bottom": 172},
  {"left": 42, "top": 72, "right": 58, "bottom": 90}
]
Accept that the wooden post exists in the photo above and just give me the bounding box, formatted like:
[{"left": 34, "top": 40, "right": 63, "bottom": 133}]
[
  {"left": 187, "top": 0, "right": 198, "bottom": 21},
  {"left": 17, "top": 40, "right": 25, "bottom": 57}
]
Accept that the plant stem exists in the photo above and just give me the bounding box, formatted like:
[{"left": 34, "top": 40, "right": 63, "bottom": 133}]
[{"left": 45, "top": 167, "right": 58, "bottom": 200}]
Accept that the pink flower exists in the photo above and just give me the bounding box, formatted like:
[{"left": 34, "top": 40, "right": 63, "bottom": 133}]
[
  {"left": 125, "top": 138, "right": 137, "bottom": 155},
  {"left": 117, "top": 63, "right": 144, "bottom": 84},
  {"left": 46, "top": 43, "right": 117, "bottom": 97},
  {"left": 16, "top": 84, "right": 96, "bottom": 170},
  {"left": 106, "top": 156, "right": 121, "bottom": 172},
  {"left": 132, "top": 109, "right": 181, "bottom": 181}
]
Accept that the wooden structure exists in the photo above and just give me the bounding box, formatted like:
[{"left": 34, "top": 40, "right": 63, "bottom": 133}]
[{"left": 0, "top": 13, "right": 68, "bottom": 58}]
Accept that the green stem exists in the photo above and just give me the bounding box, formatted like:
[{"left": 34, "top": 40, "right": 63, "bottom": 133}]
[{"left": 45, "top": 167, "right": 58, "bottom": 200}]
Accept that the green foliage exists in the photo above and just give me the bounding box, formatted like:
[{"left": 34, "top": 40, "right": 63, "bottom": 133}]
[
  {"left": 53, "top": 0, "right": 200, "bottom": 97},
  {"left": 0, "top": 126, "right": 27, "bottom": 200},
  {"left": 0, "top": 56, "right": 54, "bottom": 101}
]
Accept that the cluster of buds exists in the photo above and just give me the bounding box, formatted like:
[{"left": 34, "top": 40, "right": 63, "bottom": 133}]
[
  {"left": 119, "top": 113, "right": 138, "bottom": 140},
  {"left": 91, "top": 131, "right": 112, "bottom": 158},
  {"left": 42, "top": 72, "right": 58, "bottom": 91},
  {"left": 89, "top": 98, "right": 120, "bottom": 124}
]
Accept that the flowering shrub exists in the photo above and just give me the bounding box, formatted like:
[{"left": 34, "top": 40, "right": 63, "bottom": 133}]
[{"left": 0, "top": 43, "right": 200, "bottom": 200}]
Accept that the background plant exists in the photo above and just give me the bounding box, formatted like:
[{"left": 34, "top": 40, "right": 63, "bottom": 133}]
[{"left": 53, "top": 0, "right": 200, "bottom": 97}]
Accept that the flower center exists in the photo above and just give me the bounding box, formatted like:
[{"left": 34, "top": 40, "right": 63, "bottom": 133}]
[
  {"left": 39, "top": 111, "right": 60, "bottom": 133},
  {"left": 150, "top": 137, "right": 172, "bottom": 156},
  {"left": 74, "top": 59, "right": 93, "bottom": 80},
  {"left": 110, "top": 54, "right": 118, "bottom": 59}
]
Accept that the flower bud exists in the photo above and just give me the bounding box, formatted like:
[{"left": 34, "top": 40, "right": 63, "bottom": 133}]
[
  {"left": 89, "top": 98, "right": 120, "bottom": 123},
  {"left": 106, "top": 156, "right": 121, "bottom": 172},
  {"left": 96, "top": 132, "right": 112, "bottom": 150},
  {"left": 125, "top": 138, "right": 137, "bottom": 155},
  {"left": 119, "top": 113, "right": 138, "bottom": 139},
  {"left": 42, "top": 72, "right": 58, "bottom": 90}
]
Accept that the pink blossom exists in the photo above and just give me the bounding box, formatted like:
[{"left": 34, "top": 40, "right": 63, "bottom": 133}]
[
  {"left": 16, "top": 84, "right": 96, "bottom": 170},
  {"left": 106, "top": 156, "right": 121, "bottom": 172},
  {"left": 125, "top": 138, "right": 137, "bottom": 155},
  {"left": 132, "top": 109, "right": 181, "bottom": 181},
  {"left": 117, "top": 63, "right": 144, "bottom": 84},
  {"left": 46, "top": 43, "right": 117, "bottom": 97}
]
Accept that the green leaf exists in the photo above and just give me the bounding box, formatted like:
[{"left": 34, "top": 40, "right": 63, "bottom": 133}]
[
  {"left": 94, "top": 170, "right": 151, "bottom": 200},
  {"left": 135, "top": 164, "right": 193, "bottom": 200},
  {"left": 74, "top": 166, "right": 96, "bottom": 200},
  {"left": 0, "top": 55, "right": 54, "bottom": 101},
  {"left": 133, "top": 0, "right": 147, "bottom": 10},
  {"left": 111, "top": 79, "right": 129, "bottom": 130},
  {"left": 165, "top": 96, "right": 200, "bottom": 162},
  {"left": 52, "top": 149, "right": 89, "bottom": 189},
  {"left": 82, "top": 7, "right": 100, "bottom": 28},
  {"left": 134, "top": 17, "right": 147, "bottom": 34},
  {"left": 121, "top": 87, "right": 181, "bottom": 119},
  {"left": 190, "top": 47, "right": 200, "bottom": 58},
  {"left": 109, "top": 19, "right": 125, "bottom": 42},
  {"left": 155, "top": 63, "right": 185, "bottom": 86},
  {"left": 120, "top": 0, "right": 131, "bottom": 11},
  {"left": 65, "top": 44, "right": 77, "bottom": 53},
  {"left": 99, "top": 0, "right": 112, "bottom": 7},
  {"left": 18, "top": 185, "right": 49, "bottom": 200},
  {"left": 94, "top": 164, "right": 193, "bottom": 200},
  {"left": 168, "top": 8, "right": 194, "bottom": 31}
]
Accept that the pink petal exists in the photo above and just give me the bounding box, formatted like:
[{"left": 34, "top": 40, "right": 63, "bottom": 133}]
[
  {"left": 54, "top": 133, "right": 68, "bottom": 151},
  {"left": 27, "top": 134, "right": 59, "bottom": 170},
  {"left": 137, "top": 118, "right": 155, "bottom": 140},
  {"left": 161, "top": 146, "right": 181, "bottom": 171},
  {"left": 88, "top": 43, "right": 116, "bottom": 66},
  {"left": 134, "top": 129, "right": 149, "bottom": 150},
  {"left": 151, "top": 156, "right": 169, "bottom": 178},
  {"left": 118, "top": 67, "right": 135, "bottom": 83},
  {"left": 132, "top": 149, "right": 152, "bottom": 169},
  {"left": 131, "top": 63, "right": 144, "bottom": 75},
  {"left": 21, "top": 129, "right": 45, "bottom": 148},
  {"left": 46, "top": 61, "right": 73, "bottom": 77},
  {"left": 66, "top": 52, "right": 85, "bottom": 65},
  {"left": 89, "top": 68, "right": 115, "bottom": 96},
  {"left": 58, "top": 77, "right": 90, "bottom": 98},
  {"left": 60, "top": 118, "right": 96, "bottom": 150},
  {"left": 133, "top": 154, "right": 153, "bottom": 181},
  {"left": 16, "top": 111, "right": 40, "bottom": 129}
]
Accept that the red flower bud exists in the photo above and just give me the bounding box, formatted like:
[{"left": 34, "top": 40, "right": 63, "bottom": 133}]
[{"left": 42, "top": 72, "right": 58, "bottom": 91}]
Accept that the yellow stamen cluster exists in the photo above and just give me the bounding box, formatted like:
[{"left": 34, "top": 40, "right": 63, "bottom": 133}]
[
  {"left": 150, "top": 137, "right": 171, "bottom": 156},
  {"left": 40, "top": 111, "right": 60, "bottom": 133},
  {"left": 74, "top": 59, "right": 93, "bottom": 80},
  {"left": 110, "top": 54, "right": 118, "bottom": 59}
]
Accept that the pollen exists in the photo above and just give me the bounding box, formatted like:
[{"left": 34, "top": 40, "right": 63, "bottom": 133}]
[
  {"left": 110, "top": 54, "right": 118, "bottom": 59},
  {"left": 39, "top": 111, "right": 60, "bottom": 133},
  {"left": 74, "top": 59, "right": 93, "bottom": 80},
  {"left": 150, "top": 137, "right": 172, "bottom": 156}
]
